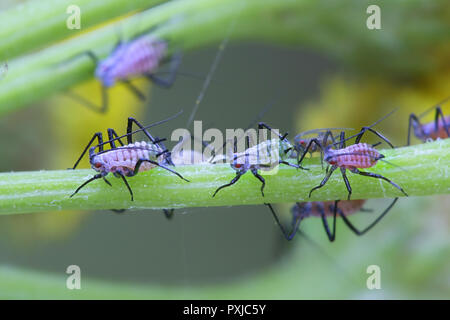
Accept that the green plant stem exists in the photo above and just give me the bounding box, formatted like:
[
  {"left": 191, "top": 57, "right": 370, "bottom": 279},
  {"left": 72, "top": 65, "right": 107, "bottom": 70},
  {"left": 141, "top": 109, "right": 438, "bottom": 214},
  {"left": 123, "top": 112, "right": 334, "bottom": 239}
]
[
  {"left": 0, "top": 140, "right": 448, "bottom": 215},
  {"left": 1, "top": 0, "right": 448, "bottom": 116},
  {"left": 0, "top": 0, "right": 167, "bottom": 61}
]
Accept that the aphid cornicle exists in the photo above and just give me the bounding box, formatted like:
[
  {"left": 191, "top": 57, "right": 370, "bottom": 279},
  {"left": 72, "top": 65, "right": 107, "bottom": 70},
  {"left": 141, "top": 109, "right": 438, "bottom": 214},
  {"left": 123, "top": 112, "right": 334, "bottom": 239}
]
[
  {"left": 298, "top": 111, "right": 408, "bottom": 200},
  {"left": 212, "top": 122, "right": 307, "bottom": 197},
  {"left": 66, "top": 33, "right": 181, "bottom": 113},
  {"left": 407, "top": 98, "right": 450, "bottom": 145},
  {"left": 265, "top": 198, "right": 399, "bottom": 242},
  {"left": 70, "top": 111, "right": 189, "bottom": 201}
]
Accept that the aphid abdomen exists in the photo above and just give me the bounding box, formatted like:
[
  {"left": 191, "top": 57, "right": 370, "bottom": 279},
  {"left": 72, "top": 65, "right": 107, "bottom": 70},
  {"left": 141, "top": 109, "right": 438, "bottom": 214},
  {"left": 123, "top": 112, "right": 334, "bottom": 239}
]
[
  {"left": 328, "top": 143, "right": 380, "bottom": 169},
  {"left": 421, "top": 115, "right": 450, "bottom": 140},
  {"left": 99, "top": 141, "right": 160, "bottom": 175},
  {"left": 96, "top": 37, "right": 168, "bottom": 87}
]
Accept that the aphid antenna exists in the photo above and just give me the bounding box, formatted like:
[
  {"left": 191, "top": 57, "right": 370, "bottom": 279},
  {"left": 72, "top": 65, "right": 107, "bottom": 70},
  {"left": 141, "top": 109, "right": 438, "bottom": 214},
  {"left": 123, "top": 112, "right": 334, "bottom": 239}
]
[
  {"left": 94, "top": 109, "right": 183, "bottom": 149},
  {"left": 330, "top": 108, "right": 398, "bottom": 147},
  {"left": 185, "top": 11, "right": 239, "bottom": 129},
  {"left": 417, "top": 96, "right": 450, "bottom": 118},
  {"left": 295, "top": 127, "right": 354, "bottom": 138}
]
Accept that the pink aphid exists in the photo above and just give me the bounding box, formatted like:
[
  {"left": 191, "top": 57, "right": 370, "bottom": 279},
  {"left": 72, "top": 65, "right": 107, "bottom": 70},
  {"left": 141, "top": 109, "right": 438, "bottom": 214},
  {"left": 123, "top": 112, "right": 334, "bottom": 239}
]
[
  {"left": 297, "top": 126, "right": 408, "bottom": 200},
  {"left": 294, "top": 199, "right": 367, "bottom": 218},
  {"left": 91, "top": 141, "right": 164, "bottom": 177},
  {"left": 325, "top": 143, "right": 381, "bottom": 169},
  {"left": 407, "top": 99, "right": 450, "bottom": 145},
  {"left": 96, "top": 36, "right": 168, "bottom": 88}
]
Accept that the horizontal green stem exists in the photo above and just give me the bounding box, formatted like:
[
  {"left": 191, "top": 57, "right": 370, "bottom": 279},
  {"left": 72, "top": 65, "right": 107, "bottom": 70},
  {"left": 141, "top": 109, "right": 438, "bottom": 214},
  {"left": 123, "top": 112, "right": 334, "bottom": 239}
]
[
  {"left": 1, "top": 0, "right": 448, "bottom": 116},
  {"left": 0, "top": 140, "right": 448, "bottom": 215},
  {"left": 0, "top": 0, "right": 167, "bottom": 60}
]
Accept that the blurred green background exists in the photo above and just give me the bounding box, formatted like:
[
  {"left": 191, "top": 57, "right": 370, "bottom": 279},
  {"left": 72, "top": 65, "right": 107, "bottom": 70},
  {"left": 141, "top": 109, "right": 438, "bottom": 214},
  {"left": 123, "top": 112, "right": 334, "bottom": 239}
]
[{"left": 0, "top": 0, "right": 448, "bottom": 299}]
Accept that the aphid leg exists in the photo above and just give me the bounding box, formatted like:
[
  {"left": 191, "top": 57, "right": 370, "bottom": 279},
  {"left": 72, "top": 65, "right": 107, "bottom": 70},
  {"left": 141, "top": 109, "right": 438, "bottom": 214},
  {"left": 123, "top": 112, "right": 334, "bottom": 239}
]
[
  {"left": 116, "top": 172, "right": 134, "bottom": 201},
  {"left": 406, "top": 113, "right": 423, "bottom": 146},
  {"left": 251, "top": 168, "right": 266, "bottom": 197},
  {"left": 435, "top": 106, "right": 450, "bottom": 137},
  {"left": 340, "top": 168, "right": 352, "bottom": 200},
  {"left": 71, "top": 132, "right": 103, "bottom": 169},
  {"left": 103, "top": 177, "right": 112, "bottom": 186},
  {"left": 257, "top": 122, "right": 285, "bottom": 140},
  {"left": 319, "top": 202, "right": 337, "bottom": 242},
  {"left": 212, "top": 172, "right": 243, "bottom": 197},
  {"left": 163, "top": 209, "right": 175, "bottom": 220},
  {"left": 350, "top": 168, "right": 408, "bottom": 197},
  {"left": 297, "top": 138, "right": 323, "bottom": 168},
  {"left": 126, "top": 117, "right": 158, "bottom": 144},
  {"left": 132, "top": 159, "right": 189, "bottom": 182},
  {"left": 309, "top": 165, "right": 337, "bottom": 198},
  {"left": 355, "top": 126, "right": 395, "bottom": 148},
  {"left": 154, "top": 136, "right": 175, "bottom": 166},
  {"left": 107, "top": 128, "right": 124, "bottom": 148},
  {"left": 337, "top": 198, "right": 398, "bottom": 236},
  {"left": 70, "top": 173, "right": 103, "bottom": 198},
  {"left": 265, "top": 203, "right": 303, "bottom": 241},
  {"left": 120, "top": 79, "right": 146, "bottom": 101},
  {"left": 145, "top": 51, "right": 182, "bottom": 89}
]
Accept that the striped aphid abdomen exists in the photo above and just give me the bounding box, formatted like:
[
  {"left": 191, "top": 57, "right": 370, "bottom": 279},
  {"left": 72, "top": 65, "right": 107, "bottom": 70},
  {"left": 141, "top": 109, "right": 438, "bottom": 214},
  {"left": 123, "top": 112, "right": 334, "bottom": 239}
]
[
  {"left": 326, "top": 143, "right": 380, "bottom": 169},
  {"left": 418, "top": 115, "right": 450, "bottom": 141},
  {"left": 96, "top": 37, "right": 168, "bottom": 87},
  {"left": 92, "top": 141, "right": 163, "bottom": 176},
  {"left": 230, "top": 139, "right": 282, "bottom": 171},
  {"left": 293, "top": 199, "right": 367, "bottom": 219}
]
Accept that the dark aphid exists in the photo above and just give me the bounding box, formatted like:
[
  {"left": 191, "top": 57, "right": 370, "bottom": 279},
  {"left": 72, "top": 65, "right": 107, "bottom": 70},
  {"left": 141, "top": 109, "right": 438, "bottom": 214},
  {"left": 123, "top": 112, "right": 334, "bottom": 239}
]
[
  {"left": 407, "top": 97, "right": 450, "bottom": 145},
  {"left": 265, "top": 198, "right": 399, "bottom": 242},
  {"left": 70, "top": 111, "right": 189, "bottom": 201},
  {"left": 212, "top": 123, "right": 307, "bottom": 197},
  {"left": 298, "top": 110, "right": 408, "bottom": 200},
  {"left": 65, "top": 33, "right": 181, "bottom": 113}
]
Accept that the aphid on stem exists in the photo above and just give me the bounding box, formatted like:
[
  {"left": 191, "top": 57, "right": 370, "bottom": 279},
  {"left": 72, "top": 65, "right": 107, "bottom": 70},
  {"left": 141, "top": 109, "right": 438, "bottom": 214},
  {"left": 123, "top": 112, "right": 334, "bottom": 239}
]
[
  {"left": 63, "top": 29, "right": 182, "bottom": 113},
  {"left": 69, "top": 111, "right": 189, "bottom": 201},
  {"left": 212, "top": 122, "right": 307, "bottom": 197},
  {"left": 298, "top": 110, "right": 408, "bottom": 200},
  {"left": 266, "top": 198, "right": 399, "bottom": 242},
  {"left": 407, "top": 97, "right": 450, "bottom": 145}
]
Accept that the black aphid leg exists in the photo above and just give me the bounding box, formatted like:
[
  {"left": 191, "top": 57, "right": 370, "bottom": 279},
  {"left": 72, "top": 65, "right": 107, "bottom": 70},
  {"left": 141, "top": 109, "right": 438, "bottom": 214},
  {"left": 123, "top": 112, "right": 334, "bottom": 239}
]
[
  {"left": 251, "top": 168, "right": 266, "bottom": 197},
  {"left": 297, "top": 138, "right": 323, "bottom": 168},
  {"left": 319, "top": 201, "right": 337, "bottom": 242},
  {"left": 127, "top": 117, "right": 157, "bottom": 144},
  {"left": 103, "top": 177, "right": 112, "bottom": 186},
  {"left": 351, "top": 168, "right": 408, "bottom": 197},
  {"left": 265, "top": 203, "right": 303, "bottom": 241},
  {"left": 212, "top": 172, "right": 242, "bottom": 197},
  {"left": 407, "top": 113, "right": 423, "bottom": 146},
  {"left": 163, "top": 209, "right": 175, "bottom": 220},
  {"left": 435, "top": 106, "right": 450, "bottom": 138},
  {"left": 132, "top": 159, "right": 189, "bottom": 182},
  {"left": 107, "top": 128, "right": 124, "bottom": 148},
  {"left": 355, "top": 126, "right": 395, "bottom": 149},
  {"left": 309, "top": 165, "right": 337, "bottom": 198},
  {"left": 338, "top": 198, "right": 398, "bottom": 236},
  {"left": 340, "top": 167, "right": 352, "bottom": 200},
  {"left": 145, "top": 51, "right": 182, "bottom": 89},
  {"left": 116, "top": 172, "right": 134, "bottom": 201},
  {"left": 72, "top": 132, "right": 103, "bottom": 169},
  {"left": 257, "top": 122, "right": 285, "bottom": 140},
  {"left": 70, "top": 173, "right": 103, "bottom": 198}
]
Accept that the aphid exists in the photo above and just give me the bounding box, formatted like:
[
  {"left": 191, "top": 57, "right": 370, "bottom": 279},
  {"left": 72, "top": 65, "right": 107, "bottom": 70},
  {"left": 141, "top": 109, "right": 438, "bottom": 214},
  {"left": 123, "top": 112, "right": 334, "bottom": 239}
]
[
  {"left": 69, "top": 111, "right": 189, "bottom": 201},
  {"left": 298, "top": 111, "right": 408, "bottom": 200},
  {"left": 66, "top": 33, "right": 181, "bottom": 113},
  {"left": 212, "top": 123, "right": 307, "bottom": 197},
  {"left": 407, "top": 97, "right": 450, "bottom": 145},
  {"left": 266, "top": 198, "right": 399, "bottom": 242}
]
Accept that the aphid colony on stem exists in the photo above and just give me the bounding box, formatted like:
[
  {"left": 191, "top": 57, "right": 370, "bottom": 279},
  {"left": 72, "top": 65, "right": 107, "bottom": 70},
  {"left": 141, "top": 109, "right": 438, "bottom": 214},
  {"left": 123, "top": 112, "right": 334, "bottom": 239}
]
[{"left": 70, "top": 111, "right": 189, "bottom": 203}]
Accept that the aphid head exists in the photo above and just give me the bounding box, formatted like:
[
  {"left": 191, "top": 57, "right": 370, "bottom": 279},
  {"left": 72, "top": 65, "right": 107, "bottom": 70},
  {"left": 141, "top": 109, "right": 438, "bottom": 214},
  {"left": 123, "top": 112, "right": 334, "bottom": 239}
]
[
  {"left": 95, "top": 59, "right": 116, "bottom": 87},
  {"left": 90, "top": 155, "right": 105, "bottom": 173}
]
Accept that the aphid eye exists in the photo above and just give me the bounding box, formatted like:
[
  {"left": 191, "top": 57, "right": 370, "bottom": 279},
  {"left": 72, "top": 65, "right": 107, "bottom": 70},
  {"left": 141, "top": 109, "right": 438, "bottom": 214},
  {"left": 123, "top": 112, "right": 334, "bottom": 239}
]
[
  {"left": 300, "top": 140, "right": 306, "bottom": 145},
  {"left": 94, "top": 162, "right": 102, "bottom": 168},
  {"left": 234, "top": 164, "right": 242, "bottom": 168}
]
